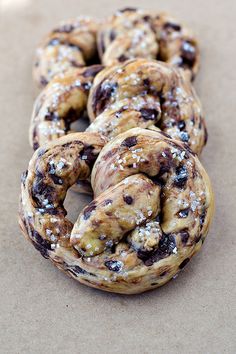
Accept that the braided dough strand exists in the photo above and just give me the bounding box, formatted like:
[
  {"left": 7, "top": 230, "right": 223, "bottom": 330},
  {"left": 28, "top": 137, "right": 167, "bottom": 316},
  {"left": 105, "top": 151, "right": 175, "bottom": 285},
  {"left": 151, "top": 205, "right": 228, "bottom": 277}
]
[
  {"left": 19, "top": 132, "right": 107, "bottom": 249},
  {"left": 98, "top": 8, "right": 199, "bottom": 80},
  {"left": 30, "top": 65, "right": 104, "bottom": 150},
  {"left": 33, "top": 17, "right": 99, "bottom": 88},
  {"left": 87, "top": 59, "right": 207, "bottom": 155},
  {"left": 19, "top": 128, "right": 214, "bottom": 294},
  {"left": 33, "top": 8, "right": 200, "bottom": 89}
]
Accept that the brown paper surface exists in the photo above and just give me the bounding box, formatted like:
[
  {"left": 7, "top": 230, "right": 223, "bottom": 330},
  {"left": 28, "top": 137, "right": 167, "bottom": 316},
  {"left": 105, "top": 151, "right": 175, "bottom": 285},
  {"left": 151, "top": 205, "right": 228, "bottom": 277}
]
[{"left": 0, "top": 0, "right": 235, "bottom": 353}]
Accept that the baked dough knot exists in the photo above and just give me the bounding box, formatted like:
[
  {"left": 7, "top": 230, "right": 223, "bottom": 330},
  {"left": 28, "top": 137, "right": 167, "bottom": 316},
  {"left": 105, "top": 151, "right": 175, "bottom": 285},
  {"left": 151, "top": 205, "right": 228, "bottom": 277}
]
[
  {"left": 31, "top": 59, "right": 207, "bottom": 155},
  {"left": 19, "top": 127, "right": 214, "bottom": 294},
  {"left": 98, "top": 8, "right": 200, "bottom": 81},
  {"left": 87, "top": 59, "right": 206, "bottom": 155},
  {"left": 33, "top": 8, "right": 200, "bottom": 88}
]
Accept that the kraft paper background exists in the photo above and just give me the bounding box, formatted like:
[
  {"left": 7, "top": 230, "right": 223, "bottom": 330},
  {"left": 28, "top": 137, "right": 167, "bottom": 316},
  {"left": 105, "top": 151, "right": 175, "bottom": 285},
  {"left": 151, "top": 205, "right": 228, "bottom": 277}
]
[{"left": 0, "top": 0, "right": 235, "bottom": 353}]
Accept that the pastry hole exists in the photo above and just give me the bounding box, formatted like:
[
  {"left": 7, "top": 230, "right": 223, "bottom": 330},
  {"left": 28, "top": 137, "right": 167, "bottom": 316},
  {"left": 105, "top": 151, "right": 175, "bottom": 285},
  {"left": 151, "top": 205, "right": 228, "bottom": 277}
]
[
  {"left": 69, "top": 113, "right": 90, "bottom": 132},
  {"left": 64, "top": 189, "right": 92, "bottom": 224}
]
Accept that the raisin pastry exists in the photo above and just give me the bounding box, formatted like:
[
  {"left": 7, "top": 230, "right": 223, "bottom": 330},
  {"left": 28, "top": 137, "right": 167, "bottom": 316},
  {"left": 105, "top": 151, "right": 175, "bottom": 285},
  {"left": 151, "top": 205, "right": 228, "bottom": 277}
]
[
  {"left": 19, "top": 128, "right": 214, "bottom": 294},
  {"left": 87, "top": 59, "right": 207, "bottom": 155},
  {"left": 33, "top": 17, "right": 99, "bottom": 88},
  {"left": 97, "top": 8, "right": 199, "bottom": 80}
]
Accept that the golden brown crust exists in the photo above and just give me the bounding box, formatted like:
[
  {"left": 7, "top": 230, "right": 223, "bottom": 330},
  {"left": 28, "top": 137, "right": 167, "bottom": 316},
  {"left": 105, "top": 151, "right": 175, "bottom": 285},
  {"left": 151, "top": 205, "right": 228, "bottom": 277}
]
[
  {"left": 19, "top": 128, "right": 214, "bottom": 294},
  {"left": 33, "top": 17, "right": 99, "bottom": 88},
  {"left": 87, "top": 59, "right": 207, "bottom": 155},
  {"left": 97, "top": 8, "right": 199, "bottom": 80}
]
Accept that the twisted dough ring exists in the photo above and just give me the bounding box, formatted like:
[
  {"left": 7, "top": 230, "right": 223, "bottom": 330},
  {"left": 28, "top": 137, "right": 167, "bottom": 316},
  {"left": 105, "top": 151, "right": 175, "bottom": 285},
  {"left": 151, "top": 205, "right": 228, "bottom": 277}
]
[
  {"left": 33, "top": 17, "right": 99, "bottom": 88},
  {"left": 98, "top": 8, "right": 200, "bottom": 80},
  {"left": 87, "top": 59, "right": 207, "bottom": 155},
  {"left": 19, "top": 128, "right": 214, "bottom": 294}
]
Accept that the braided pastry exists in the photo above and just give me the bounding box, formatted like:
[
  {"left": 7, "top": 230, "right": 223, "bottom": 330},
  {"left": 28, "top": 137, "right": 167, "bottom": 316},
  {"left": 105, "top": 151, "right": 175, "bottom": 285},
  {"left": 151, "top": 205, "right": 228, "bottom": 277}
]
[
  {"left": 98, "top": 8, "right": 200, "bottom": 80},
  {"left": 87, "top": 59, "right": 207, "bottom": 155},
  {"left": 33, "top": 17, "right": 99, "bottom": 88},
  {"left": 19, "top": 128, "right": 214, "bottom": 294}
]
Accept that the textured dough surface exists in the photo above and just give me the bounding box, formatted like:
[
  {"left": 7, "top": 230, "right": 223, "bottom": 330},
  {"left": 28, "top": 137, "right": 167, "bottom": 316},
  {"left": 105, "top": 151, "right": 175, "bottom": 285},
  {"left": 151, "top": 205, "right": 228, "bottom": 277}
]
[
  {"left": 19, "top": 128, "right": 214, "bottom": 294},
  {"left": 30, "top": 65, "right": 104, "bottom": 149},
  {"left": 31, "top": 10, "right": 202, "bottom": 158},
  {"left": 97, "top": 8, "right": 200, "bottom": 80},
  {"left": 33, "top": 17, "right": 99, "bottom": 88},
  {"left": 33, "top": 8, "right": 200, "bottom": 89},
  {"left": 87, "top": 59, "right": 207, "bottom": 155}
]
